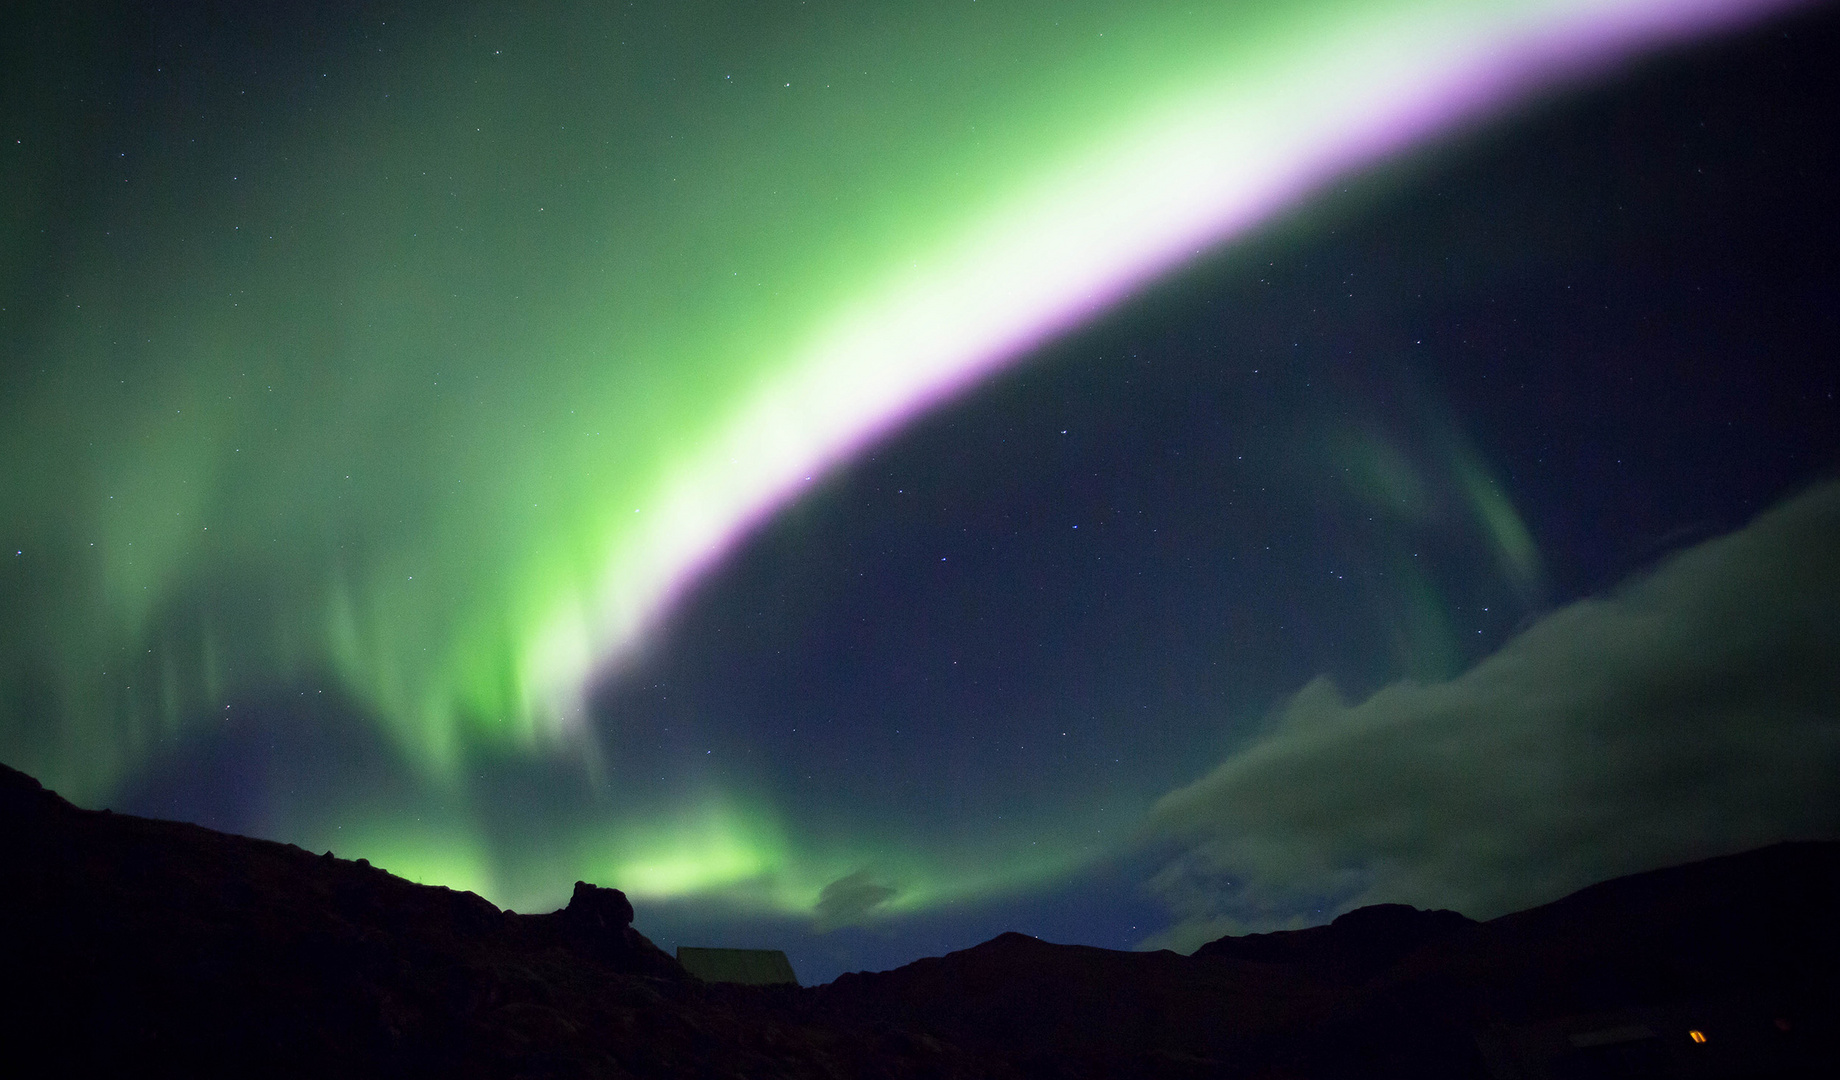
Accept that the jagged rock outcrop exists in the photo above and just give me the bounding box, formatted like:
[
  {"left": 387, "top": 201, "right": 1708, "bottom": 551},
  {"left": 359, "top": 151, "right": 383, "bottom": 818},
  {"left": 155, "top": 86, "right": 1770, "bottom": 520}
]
[{"left": 508, "top": 879, "right": 684, "bottom": 980}]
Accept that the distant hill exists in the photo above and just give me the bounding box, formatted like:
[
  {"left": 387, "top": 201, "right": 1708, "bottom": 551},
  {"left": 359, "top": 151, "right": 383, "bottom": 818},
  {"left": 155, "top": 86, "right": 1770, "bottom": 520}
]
[
  {"left": 3, "top": 761, "right": 1834, "bottom": 1077},
  {"left": 813, "top": 847, "right": 1838, "bottom": 1077}
]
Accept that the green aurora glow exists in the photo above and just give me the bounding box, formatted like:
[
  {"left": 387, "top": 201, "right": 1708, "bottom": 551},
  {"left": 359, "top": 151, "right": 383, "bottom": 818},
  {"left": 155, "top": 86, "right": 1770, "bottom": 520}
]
[{"left": 1, "top": 0, "right": 1798, "bottom": 919}]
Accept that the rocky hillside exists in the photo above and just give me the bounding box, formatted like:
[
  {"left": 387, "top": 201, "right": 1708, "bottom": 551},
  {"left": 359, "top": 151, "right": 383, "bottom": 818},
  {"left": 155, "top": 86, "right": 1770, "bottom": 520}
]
[{"left": 3, "top": 761, "right": 1834, "bottom": 1077}]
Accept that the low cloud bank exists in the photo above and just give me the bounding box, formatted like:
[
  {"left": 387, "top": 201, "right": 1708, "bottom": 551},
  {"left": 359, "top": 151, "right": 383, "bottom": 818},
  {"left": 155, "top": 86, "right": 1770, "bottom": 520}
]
[
  {"left": 814, "top": 870, "right": 898, "bottom": 931},
  {"left": 1143, "top": 482, "right": 1840, "bottom": 952}
]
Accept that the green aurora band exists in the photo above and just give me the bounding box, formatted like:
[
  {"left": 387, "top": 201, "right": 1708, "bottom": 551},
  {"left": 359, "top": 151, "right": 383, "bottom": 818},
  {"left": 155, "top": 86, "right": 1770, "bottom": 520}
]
[{"left": 0, "top": 0, "right": 1798, "bottom": 914}]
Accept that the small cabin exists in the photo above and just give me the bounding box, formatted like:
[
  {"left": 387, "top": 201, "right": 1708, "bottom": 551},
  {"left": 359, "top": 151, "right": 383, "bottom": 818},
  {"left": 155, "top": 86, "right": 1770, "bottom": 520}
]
[{"left": 676, "top": 946, "right": 799, "bottom": 986}]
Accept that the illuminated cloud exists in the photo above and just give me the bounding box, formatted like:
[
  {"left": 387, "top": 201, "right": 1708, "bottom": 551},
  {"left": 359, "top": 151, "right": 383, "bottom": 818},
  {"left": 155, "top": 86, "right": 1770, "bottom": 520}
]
[
  {"left": 1141, "top": 482, "right": 1840, "bottom": 952},
  {"left": 814, "top": 871, "right": 900, "bottom": 931}
]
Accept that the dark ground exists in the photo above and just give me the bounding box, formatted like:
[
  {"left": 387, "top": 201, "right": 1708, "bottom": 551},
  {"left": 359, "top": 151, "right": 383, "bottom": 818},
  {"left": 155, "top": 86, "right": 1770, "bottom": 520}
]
[{"left": 2, "top": 761, "right": 1834, "bottom": 1078}]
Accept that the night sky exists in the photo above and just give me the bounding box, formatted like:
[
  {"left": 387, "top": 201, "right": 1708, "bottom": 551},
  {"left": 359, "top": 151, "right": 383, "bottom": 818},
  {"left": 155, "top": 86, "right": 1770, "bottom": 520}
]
[{"left": 4, "top": 0, "right": 1837, "bottom": 984}]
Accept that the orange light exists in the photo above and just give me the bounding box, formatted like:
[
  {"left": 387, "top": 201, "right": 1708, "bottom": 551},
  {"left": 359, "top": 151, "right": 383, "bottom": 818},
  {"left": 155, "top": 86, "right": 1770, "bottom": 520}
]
[{"left": 1688, "top": 1030, "right": 1708, "bottom": 1044}]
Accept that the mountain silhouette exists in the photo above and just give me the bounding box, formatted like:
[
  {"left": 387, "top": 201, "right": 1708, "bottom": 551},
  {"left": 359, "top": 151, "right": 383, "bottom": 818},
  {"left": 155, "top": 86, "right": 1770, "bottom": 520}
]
[{"left": 3, "top": 761, "right": 1833, "bottom": 1077}]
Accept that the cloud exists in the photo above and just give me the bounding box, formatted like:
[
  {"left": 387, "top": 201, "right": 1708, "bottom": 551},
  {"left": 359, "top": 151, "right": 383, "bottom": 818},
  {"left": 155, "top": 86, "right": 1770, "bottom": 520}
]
[
  {"left": 1142, "top": 481, "right": 1840, "bottom": 952},
  {"left": 813, "top": 870, "right": 898, "bottom": 931}
]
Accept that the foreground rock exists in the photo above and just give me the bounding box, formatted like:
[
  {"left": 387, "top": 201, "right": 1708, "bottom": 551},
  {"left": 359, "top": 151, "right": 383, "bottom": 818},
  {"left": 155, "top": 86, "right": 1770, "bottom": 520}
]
[{"left": 2, "top": 760, "right": 1835, "bottom": 1077}]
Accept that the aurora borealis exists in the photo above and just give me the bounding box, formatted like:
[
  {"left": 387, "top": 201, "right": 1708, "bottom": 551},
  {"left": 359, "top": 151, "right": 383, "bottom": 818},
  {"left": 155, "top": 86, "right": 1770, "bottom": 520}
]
[{"left": 5, "top": 0, "right": 1838, "bottom": 981}]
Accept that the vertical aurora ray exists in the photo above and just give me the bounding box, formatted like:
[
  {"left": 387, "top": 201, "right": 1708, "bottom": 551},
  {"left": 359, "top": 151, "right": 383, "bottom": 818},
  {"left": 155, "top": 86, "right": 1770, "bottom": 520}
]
[{"left": 0, "top": 0, "right": 1809, "bottom": 915}]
